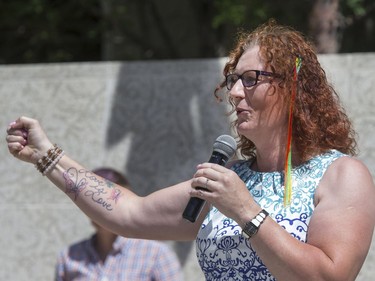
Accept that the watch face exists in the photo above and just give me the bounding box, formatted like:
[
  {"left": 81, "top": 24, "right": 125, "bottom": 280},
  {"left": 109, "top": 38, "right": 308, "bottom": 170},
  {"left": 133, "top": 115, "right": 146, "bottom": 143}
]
[
  {"left": 243, "top": 222, "right": 258, "bottom": 238},
  {"left": 242, "top": 209, "right": 268, "bottom": 239}
]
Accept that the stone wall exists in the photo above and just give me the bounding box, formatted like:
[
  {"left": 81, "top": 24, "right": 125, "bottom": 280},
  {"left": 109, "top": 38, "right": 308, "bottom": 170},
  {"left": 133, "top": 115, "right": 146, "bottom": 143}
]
[{"left": 0, "top": 53, "right": 374, "bottom": 280}]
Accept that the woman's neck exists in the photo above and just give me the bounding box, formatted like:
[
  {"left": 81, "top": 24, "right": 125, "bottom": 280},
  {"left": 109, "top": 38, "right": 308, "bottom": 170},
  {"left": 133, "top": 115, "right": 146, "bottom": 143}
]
[{"left": 253, "top": 144, "right": 301, "bottom": 172}]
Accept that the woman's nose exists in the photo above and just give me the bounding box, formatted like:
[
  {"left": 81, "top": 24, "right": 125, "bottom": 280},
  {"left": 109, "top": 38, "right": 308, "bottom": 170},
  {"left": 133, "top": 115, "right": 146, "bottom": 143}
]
[{"left": 229, "top": 80, "right": 245, "bottom": 99}]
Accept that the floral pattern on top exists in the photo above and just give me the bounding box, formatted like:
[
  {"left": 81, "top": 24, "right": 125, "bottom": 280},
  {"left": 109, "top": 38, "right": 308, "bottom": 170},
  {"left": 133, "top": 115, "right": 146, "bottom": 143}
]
[{"left": 196, "top": 150, "right": 346, "bottom": 281}]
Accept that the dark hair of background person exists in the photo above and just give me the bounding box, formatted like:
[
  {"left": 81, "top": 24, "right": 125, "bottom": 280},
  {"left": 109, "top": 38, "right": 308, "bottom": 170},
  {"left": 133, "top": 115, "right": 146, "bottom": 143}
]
[{"left": 92, "top": 167, "right": 130, "bottom": 188}]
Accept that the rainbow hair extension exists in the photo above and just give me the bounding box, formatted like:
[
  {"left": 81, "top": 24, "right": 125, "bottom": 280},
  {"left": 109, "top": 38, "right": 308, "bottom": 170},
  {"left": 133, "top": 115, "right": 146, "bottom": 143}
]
[{"left": 284, "top": 57, "right": 302, "bottom": 206}]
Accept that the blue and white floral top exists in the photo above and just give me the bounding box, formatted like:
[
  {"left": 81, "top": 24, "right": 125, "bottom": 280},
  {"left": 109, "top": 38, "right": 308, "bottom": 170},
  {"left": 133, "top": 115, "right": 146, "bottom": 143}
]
[{"left": 196, "top": 150, "right": 346, "bottom": 281}]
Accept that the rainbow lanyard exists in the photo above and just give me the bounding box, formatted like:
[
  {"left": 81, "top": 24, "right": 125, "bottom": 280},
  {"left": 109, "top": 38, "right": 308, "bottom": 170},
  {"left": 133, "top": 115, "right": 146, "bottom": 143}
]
[{"left": 284, "top": 57, "right": 302, "bottom": 206}]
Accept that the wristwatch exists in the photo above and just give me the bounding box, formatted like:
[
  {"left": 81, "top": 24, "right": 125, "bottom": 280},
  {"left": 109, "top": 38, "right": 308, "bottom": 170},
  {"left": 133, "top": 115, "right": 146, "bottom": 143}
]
[{"left": 241, "top": 209, "right": 269, "bottom": 239}]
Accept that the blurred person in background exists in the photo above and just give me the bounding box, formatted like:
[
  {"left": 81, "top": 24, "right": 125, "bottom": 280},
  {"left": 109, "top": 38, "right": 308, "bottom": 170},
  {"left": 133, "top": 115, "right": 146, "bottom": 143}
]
[{"left": 54, "top": 167, "right": 183, "bottom": 281}]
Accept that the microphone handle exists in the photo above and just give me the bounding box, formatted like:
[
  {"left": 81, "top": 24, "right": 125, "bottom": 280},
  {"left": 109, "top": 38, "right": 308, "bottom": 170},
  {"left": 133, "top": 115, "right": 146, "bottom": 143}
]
[{"left": 182, "top": 151, "right": 229, "bottom": 222}]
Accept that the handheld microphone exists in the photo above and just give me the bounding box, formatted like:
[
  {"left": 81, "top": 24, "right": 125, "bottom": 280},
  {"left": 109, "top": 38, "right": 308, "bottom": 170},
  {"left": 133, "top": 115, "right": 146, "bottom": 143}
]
[{"left": 182, "top": 135, "right": 237, "bottom": 223}]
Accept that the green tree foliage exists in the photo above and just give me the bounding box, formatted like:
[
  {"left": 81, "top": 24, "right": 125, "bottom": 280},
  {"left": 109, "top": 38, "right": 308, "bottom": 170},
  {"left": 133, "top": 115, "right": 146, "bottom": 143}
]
[
  {"left": 340, "top": 0, "right": 375, "bottom": 52},
  {"left": 0, "top": 0, "right": 373, "bottom": 64},
  {"left": 0, "top": 0, "right": 102, "bottom": 64}
]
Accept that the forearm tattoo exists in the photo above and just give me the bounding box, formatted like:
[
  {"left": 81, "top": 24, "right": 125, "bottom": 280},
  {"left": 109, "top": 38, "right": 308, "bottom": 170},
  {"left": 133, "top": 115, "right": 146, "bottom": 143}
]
[{"left": 63, "top": 167, "right": 123, "bottom": 211}]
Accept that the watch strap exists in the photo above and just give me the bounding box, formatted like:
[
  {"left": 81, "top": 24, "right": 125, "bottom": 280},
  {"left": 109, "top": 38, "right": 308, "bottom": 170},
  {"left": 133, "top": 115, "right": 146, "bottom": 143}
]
[{"left": 241, "top": 209, "right": 269, "bottom": 239}]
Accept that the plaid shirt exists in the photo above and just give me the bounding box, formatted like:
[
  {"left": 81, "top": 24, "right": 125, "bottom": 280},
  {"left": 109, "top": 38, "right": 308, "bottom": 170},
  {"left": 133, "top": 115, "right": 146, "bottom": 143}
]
[{"left": 55, "top": 235, "right": 183, "bottom": 281}]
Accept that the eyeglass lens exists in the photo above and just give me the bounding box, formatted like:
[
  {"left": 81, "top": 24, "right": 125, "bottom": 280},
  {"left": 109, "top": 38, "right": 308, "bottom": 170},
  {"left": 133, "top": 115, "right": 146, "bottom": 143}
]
[{"left": 226, "top": 70, "right": 258, "bottom": 90}]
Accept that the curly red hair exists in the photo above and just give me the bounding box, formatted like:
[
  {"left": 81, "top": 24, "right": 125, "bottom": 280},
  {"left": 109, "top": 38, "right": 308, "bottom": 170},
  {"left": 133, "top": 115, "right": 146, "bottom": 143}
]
[{"left": 215, "top": 20, "right": 357, "bottom": 161}]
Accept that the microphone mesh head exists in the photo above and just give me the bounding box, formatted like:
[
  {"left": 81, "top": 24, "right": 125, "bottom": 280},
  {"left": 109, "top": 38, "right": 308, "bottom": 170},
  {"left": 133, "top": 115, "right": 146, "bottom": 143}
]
[{"left": 213, "top": 135, "right": 237, "bottom": 159}]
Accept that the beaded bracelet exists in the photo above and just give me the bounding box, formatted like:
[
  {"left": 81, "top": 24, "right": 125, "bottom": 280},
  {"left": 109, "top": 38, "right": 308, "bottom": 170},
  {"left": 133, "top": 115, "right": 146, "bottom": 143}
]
[
  {"left": 42, "top": 150, "right": 65, "bottom": 176},
  {"left": 35, "top": 144, "right": 65, "bottom": 176},
  {"left": 35, "top": 144, "right": 59, "bottom": 172}
]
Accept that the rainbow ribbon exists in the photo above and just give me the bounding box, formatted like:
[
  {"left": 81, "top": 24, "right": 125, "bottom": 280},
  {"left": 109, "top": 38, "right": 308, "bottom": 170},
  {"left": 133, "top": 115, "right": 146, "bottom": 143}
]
[{"left": 284, "top": 57, "right": 302, "bottom": 206}]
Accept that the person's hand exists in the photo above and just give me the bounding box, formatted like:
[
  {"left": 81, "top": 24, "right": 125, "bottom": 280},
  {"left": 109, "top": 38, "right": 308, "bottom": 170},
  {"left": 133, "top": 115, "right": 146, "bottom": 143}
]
[
  {"left": 6, "top": 116, "right": 53, "bottom": 164},
  {"left": 191, "top": 163, "right": 258, "bottom": 224}
]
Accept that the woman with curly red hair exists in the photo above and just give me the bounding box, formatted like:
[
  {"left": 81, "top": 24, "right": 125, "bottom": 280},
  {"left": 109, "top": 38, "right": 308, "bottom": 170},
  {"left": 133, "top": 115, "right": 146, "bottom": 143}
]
[
  {"left": 6, "top": 20, "right": 375, "bottom": 281},
  {"left": 219, "top": 20, "right": 357, "bottom": 161}
]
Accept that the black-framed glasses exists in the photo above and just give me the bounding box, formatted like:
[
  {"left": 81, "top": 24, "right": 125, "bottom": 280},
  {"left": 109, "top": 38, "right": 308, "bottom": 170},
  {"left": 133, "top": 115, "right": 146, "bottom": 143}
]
[{"left": 225, "top": 70, "right": 279, "bottom": 90}]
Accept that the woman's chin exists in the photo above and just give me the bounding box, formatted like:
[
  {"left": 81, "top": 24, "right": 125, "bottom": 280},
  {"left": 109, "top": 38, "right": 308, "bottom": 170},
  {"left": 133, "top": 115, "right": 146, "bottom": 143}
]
[{"left": 236, "top": 122, "right": 254, "bottom": 133}]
